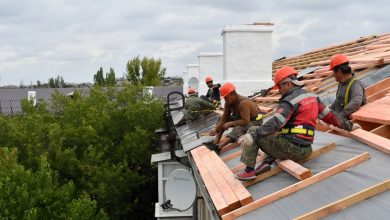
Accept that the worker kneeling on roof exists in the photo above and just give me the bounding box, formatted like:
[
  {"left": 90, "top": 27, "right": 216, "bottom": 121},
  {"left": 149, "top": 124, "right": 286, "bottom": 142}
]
[
  {"left": 236, "top": 66, "right": 342, "bottom": 181},
  {"left": 183, "top": 88, "right": 216, "bottom": 121},
  {"left": 329, "top": 54, "right": 366, "bottom": 131},
  {"left": 204, "top": 76, "right": 221, "bottom": 108},
  {"left": 203, "top": 82, "right": 263, "bottom": 154}
]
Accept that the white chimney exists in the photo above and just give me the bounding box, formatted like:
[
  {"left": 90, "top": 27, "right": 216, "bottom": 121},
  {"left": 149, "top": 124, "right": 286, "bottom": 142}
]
[
  {"left": 222, "top": 23, "right": 274, "bottom": 96},
  {"left": 198, "top": 53, "right": 223, "bottom": 97},
  {"left": 27, "top": 91, "right": 37, "bottom": 106},
  {"left": 182, "top": 71, "right": 188, "bottom": 95},
  {"left": 186, "top": 64, "right": 200, "bottom": 92}
]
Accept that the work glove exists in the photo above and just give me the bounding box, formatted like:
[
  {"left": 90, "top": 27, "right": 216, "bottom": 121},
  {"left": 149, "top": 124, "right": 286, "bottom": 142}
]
[{"left": 238, "top": 133, "right": 254, "bottom": 148}]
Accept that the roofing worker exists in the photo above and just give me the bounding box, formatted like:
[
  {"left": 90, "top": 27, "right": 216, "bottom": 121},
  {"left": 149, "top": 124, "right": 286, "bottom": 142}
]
[
  {"left": 236, "top": 66, "right": 342, "bottom": 181},
  {"left": 205, "top": 76, "right": 221, "bottom": 107},
  {"left": 329, "top": 54, "right": 366, "bottom": 131},
  {"left": 183, "top": 88, "right": 216, "bottom": 121},
  {"left": 203, "top": 82, "right": 263, "bottom": 154}
]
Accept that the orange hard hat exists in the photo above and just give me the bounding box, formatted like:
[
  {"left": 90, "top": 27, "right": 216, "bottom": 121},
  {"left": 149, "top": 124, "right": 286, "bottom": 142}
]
[
  {"left": 274, "top": 66, "right": 298, "bottom": 86},
  {"left": 220, "top": 82, "right": 236, "bottom": 98},
  {"left": 205, "top": 76, "right": 213, "bottom": 83},
  {"left": 329, "top": 54, "right": 349, "bottom": 70},
  {"left": 188, "top": 87, "right": 196, "bottom": 94}
]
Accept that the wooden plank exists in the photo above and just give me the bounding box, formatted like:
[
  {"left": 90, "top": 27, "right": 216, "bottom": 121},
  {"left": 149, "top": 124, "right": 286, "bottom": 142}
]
[
  {"left": 191, "top": 147, "right": 230, "bottom": 215},
  {"left": 366, "top": 87, "right": 390, "bottom": 103},
  {"left": 370, "top": 124, "right": 390, "bottom": 139},
  {"left": 243, "top": 143, "right": 337, "bottom": 187},
  {"left": 254, "top": 96, "right": 281, "bottom": 102},
  {"left": 222, "top": 150, "right": 242, "bottom": 162},
  {"left": 221, "top": 152, "right": 370, "bottom": 220},
  {"left": 365, "top": 77, "right": 390, "bottom": 97},
  {"left": 351, "top": 94, "right": 390, "bottom": 124},
  {"left": 350, "top": 129, "right": 390, "bottom": 155},
  {"left": 276, "top": 159, "right": 313, "bottom": 180},
  {"left": 259, "top": 106, "right": 273, "bottom": 113},
  {"left": 220, "top": 142, "right": 240, "bottom": 153},
  {"left": 198, "top": 146, "right": 241, "bottom": 211},
  {"left": 294, "top": 179, "right": 390, "bottom": 220},
  {"left": 208, "top": 152, "right": 254, "bottom": 206}
]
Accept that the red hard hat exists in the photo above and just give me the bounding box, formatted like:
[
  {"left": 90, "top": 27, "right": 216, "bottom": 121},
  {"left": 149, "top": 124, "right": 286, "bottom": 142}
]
[
  {"left": 329, "top": 54, "right": 349, "bottom": 70},
  {"left": 188, "top": 87, "right": 196, "bottom": 94},
  {"left": 205, "top": 76, "right": 213, "bottom": 83},
  {"left": 274, "top": 66, "right": 298, "bottom": 86},
  {"left": 220, "top": 82, "right": 236, "bottom": 98}
]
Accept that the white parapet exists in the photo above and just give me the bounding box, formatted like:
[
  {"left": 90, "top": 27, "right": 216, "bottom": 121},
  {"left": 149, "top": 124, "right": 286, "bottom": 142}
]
[
  {"left": 222, "top": 23, "right": 274, "bottom": 96},
  {"left": 198, "top": 53, "right": 223, "bottom": 97},
  {"left": 182, "top": 71, "right": 188, "bottom": 95},
  {"left": 186, "top": 64, "right": 200, "bottom": 91}
]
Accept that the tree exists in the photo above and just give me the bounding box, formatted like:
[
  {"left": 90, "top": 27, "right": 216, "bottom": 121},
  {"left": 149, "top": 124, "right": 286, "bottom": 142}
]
[
  {"left": 126, "top": 56, "right": 166, "bottom": 86},
  {"left": 37, "top": 80, "right": 41, "bottom": 87},
  {"left": 94, "top": 67, "right": 105, "bottom": 86},
  {"left": 1, "top": 84, "right": 165, "bottom": 219},
  {"left": 105, "top": 67, "right": 116, "bottom": 87},
  {"left": 48, "top": 77, "right": 56, "bottom": 88}
]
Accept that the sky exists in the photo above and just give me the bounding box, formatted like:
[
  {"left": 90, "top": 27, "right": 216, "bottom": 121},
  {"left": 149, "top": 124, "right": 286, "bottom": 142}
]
[{"left": 0, "top": 0, "right": 389, "bottom": 85}]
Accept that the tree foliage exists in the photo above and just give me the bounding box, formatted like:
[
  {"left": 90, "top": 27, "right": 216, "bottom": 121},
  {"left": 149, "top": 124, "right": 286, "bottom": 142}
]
[
  {"left": 0, "top": 84, "right": 164, "bottom": 219},
  {"left": 94, "top": 67, "right": 117, "bottom": 87},
  {"left": 126, "top": 56, "right": 166, "bottom": 86}
]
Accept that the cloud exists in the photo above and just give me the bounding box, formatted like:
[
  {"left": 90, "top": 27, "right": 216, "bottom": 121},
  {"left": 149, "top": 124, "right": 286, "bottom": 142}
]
[{"left": 0, "top": 0, "right": 389, "bottom": 85}]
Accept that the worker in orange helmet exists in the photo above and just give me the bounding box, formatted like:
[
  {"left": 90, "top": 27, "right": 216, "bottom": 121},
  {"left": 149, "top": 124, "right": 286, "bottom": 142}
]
[
  {"left": 203, "top": 82, "right": 263, "bottom": 154},
  {"left": 204, "top": 76, "right": 221, "bottom": 107},
  {"left": 183, "top": 87, "right": 216, "bottom": 121},
  {"left": 329, "top": 54, "right": 366, "bottom": 131},
  {"left": 236, "top": 66, "right": 342, "bottom": 181}
]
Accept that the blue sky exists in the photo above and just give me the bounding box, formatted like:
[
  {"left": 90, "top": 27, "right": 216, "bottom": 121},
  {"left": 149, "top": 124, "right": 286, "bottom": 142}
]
[{"left": 0, "top": 0, "right": 388, "bottom": 85}]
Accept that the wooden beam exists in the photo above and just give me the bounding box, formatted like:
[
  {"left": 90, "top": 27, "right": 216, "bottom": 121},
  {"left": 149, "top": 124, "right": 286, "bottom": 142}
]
[
  {"left": 191, "top": 147, "right": 230, "bottom": 215},
  {"left": 370, "top": 124, "right": 390, "bottom": 139},
  {"left": 254, "top": 96, "right": 281, "bottom": 102},
  {"left": 366, "top": 87, "right": 390, "bottom": 103},
  {"left": 352, "top": 119, "right": 382, "bottom": 131},
  {"left": 198, "top": 147, "right": 242, "bottom": 211},
  {"left": 350, "top": 129, "right": 390, "bottom": 155},
  {"left": 222, "top": 150, "right": 242, "bottom": 162},
  {"left": 208, "top": 151, "right": 254, "bottom": 206},
  {"left": 351, "top": 93, "right": 390, "bottom": 125},
  {"left": 221, "top": 152, "right": 370, "bottom": 220},
  {"left": 220, "top": 142, "right": 240, "bottom": 153},
  {"left": 243, "top": 143, "right": 337, "bottom": 187},
  {"left": 294, "top": 179, "right": 390, "bottom": 220},
  {"left": 276, "top": 159, "right": 313, "bottom": 180}
]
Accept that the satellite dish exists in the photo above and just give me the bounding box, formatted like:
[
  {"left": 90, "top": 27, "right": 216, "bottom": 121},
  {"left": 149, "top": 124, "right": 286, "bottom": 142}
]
[
  {"left": 188, "top": 77, "right": 199, "bottom": 90},
  {"left": 164, "top": 169, "right": 196, "bottom": 211}
]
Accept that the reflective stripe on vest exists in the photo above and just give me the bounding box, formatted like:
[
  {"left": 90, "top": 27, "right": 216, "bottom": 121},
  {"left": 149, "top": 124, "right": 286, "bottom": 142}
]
[
  {"left": 344, "top": 78, "right": 357, "bottom": 108},
  {"left": 281, "top": 127, "right": 314, "bottom": 136}
]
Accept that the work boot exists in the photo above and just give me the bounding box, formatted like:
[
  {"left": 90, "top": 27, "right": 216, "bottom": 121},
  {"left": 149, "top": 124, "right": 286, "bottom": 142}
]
[
  {"left": 235, "top": 170, "right": 256, "bottom": 181},
  {"left": 203, "top": 141, "right": 220, "bottom": 154},
  {"left": 254, "top": 163, "right": 271, "bottom": 175}
]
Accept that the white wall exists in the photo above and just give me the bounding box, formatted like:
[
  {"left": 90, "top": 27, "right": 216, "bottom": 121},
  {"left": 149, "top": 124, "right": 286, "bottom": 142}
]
[
  {"left": 186, "top": 64, "right": 200, "bottom": 91},
  {"left": 182, "top": 71, "right": 188, "bottom": 95},
  {"left": 222, "top": 24, "right": 274, "bottom": 96},
  {"left": 198, "top": 53, "right": 223, "bottom": 97}
]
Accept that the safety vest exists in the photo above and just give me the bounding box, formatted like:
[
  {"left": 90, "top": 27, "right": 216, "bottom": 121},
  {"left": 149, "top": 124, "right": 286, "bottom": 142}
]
[{"left": 279, "top": 88, "right": 318, "bottom": 139}]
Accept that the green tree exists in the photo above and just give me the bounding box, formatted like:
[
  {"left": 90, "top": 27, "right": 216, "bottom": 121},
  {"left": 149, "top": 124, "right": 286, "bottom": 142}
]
[
  {"left": 126, "top": 56, "right": 166, "bottom": 86},
  {"left": 1, "top": 84, "right": 164, "bottom": 219},
  {"left": 105, "top": 67, "right": 116, "bottom": 87},
  {"left": 49, "top": 77, "right": 55, "bottom": 88},
  {"left": 94, "top": 67, "right": 105, "bottom": 86}
]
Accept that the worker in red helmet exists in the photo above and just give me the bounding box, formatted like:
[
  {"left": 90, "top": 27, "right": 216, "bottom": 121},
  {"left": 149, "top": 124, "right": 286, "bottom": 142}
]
[
  {"left": 204, "top": 76, "right": 221, "bottom": 106},
  {"left": 183, "top": 87, "right": 216, "bottom": 121},
  {"left": 329, "top": 54, "right": 366, "bottom": 131},
  {"left": 236, "top": 66, "right": 342, "bottom": 181},
  {"left": 203, "top": 82, "right": 263, "bottom": 154}
]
